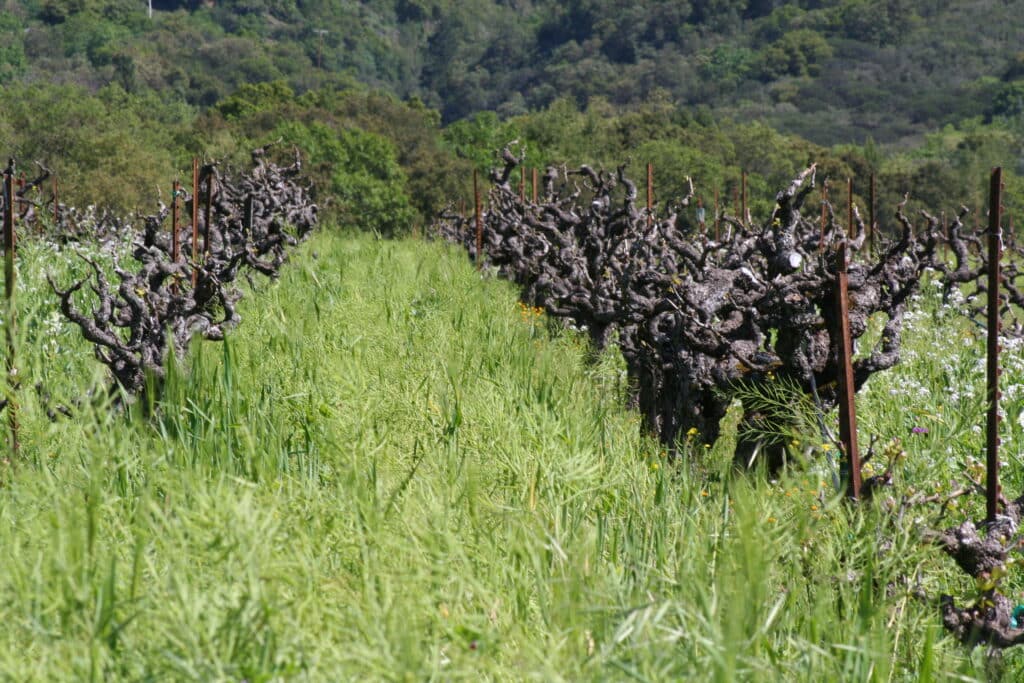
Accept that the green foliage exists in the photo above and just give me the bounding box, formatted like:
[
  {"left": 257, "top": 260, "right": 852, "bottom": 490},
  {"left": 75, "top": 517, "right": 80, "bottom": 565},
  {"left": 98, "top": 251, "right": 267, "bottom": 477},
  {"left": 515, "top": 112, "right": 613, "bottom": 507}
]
[
  {"left": 6, "top": 0, "right": 1023, "bottom": 148},
  {"left": 442, "top": 111, "right": 520, "bottom": 171},
  {"left": 834, "top": 0, "right": 917, "bottom": 46},
  {"left": 756, "top": 29, "right": 833, "bottom": 80},
  {"left": 990, "top": 80, "right": 1024, "bottom": 121},
  {"left": 0, "top": 82, "right": 187, "bottom": 214},
  {"left": 697, "top": 44, "right": 756, "bottom": 89},
  {"left": 6, "top": 233, "right": 1024, "bottom": 678},
  {"left": 215, "top": 80, "right": 297, "bottom": 120},
  {"left": 0, "top": 12, "right": 26, "bottom": 84},
  {"left": 276, "top": 121, "right": 416, "bottom": 236}
]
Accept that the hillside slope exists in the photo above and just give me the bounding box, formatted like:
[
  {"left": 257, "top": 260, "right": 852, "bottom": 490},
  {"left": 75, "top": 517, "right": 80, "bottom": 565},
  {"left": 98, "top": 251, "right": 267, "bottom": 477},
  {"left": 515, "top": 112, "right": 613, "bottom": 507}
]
[{"left": 3, "top": 0, "right": 1023, "bottom": 145}]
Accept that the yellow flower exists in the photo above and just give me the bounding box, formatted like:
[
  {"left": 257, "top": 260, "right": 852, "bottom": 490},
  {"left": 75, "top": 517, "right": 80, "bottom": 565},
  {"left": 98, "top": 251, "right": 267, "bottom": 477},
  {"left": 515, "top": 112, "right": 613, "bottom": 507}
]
[{"left": 686, "top": 427, "right": 699, "bottom": 437}]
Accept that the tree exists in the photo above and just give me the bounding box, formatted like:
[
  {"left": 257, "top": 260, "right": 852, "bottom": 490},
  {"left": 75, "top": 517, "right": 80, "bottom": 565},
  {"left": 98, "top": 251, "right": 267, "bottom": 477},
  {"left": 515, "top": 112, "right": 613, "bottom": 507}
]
[{"left": 275, "top": 121, "right": 416, "bottom": 236}]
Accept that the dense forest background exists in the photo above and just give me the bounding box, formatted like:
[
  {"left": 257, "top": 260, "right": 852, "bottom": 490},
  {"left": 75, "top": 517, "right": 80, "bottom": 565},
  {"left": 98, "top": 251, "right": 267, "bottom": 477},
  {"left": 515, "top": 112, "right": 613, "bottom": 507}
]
[{"left": 2, "top": 0, "right": 1024, "bottom": 234}]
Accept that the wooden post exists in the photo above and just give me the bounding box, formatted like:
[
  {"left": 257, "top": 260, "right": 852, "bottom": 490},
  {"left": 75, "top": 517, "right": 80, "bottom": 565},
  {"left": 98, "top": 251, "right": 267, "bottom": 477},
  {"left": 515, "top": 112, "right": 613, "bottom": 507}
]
[
  {"left": 847, "top": 178, "right": 854, "bottom": 240},
  {"left": 171, "top": 180, "right": 180, "bottom": 264},
  {"left": 519, "top": 166, "right": 526, "bottom": 205},
  {"left": 171, "top": 180, "right": 180, "bottom": 295},
  {"left": 474, "top": 169, "right": 483, "bottom": 269},
  {"left": 53, "top": 175, "right": 59, "bottom": 229},
  {"left": 741, "top": 171, "right": 747, "bottom": 227},
  {"left": 3, "top": 164, "right": 18, "bottom": 458},
  {"left": 942, "top": 211, "right": 948, "bottom": 263},
  {"left": 835, "top": 240, "right": 860, "bottom": 499},
  {"left": 191, "top": 158, "right": 199, "bottom": 287},
  {"left": 819, "top": 182, "right": 828, "bottom": 252},
  {"left": 986, "top": 167, "right": 1004, "bottom": 522},
  {"left": 531, "top": 168, "right": 538, "bottom": 203},
  {"left": 646, "top": 162, "right": 653, "bottom": 228},
  {"left": 868, "top": 174, "right": 875, "bottom": 256},
  {"left": 15, "top": 173, "right": 25, "bottom": 220},
  {"left": 713, "top": 188, "right": 720, "bottom": 241},
  {"left": 244, "top": 194, "right": 254, "bottom": 234},
  {"left": 203, "top": 169, "right": 214, "bottom": 260}
]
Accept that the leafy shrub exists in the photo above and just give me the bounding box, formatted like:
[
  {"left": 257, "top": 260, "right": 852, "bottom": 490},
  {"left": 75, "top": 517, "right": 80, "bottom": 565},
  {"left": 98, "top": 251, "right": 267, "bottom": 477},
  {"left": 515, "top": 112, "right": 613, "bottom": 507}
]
[{"left": 276, "top": 120, "right": 415, "bottom": 236}]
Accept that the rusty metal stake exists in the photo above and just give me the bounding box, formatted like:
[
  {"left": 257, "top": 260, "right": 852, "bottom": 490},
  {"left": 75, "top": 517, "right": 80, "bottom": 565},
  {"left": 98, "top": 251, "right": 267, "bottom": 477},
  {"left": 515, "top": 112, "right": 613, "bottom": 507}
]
[
  {"left": 191, "top": 159, "right": 199, "bottom": 288},
  {"left": 986, "top": 167, "right": 1004, "bottom": 522},
  {"left": 819, "top": 183, "right": 829, "bottom": 252},
  {"left": 204, "top": 169, "right": 214, "bottom": 261},
  {"left": 244, "top": 194, "right": 254, "bottom": 234},
  {"left": 474, "top": 169, "right": 483, "bottom": 269},
  {"left": 52, "top": 175, "right": 59, "bottom": 228},
  {"left": 847, "top": 178, "right": 854, "bottom": 240},
  {"left": 869, "top": 174, "right": 875, "bottom": 256},
  {"left": 942, "top": 211, "right": 948, "bottom": 263},
  {"left": 3, "top": 164, "right": 19, "bottom": 459},
  {"left": 16, "top": 173, "right": 25, "bottom": 220},
  {"left": 171, "top": 180, "right": 180, "bottom": 295},
  {"left": 836, "top": 240, "right": 860, "bottom": 500},
  {"left": 741, "top": 171, "right": 747, "bottom": 227},
  {"left": 713, "top": 188, "right": 720, "bottom": 241},
  {"left": 646, "top": 163, "right": 653, "bottom": 228},
  {"left": 171, "top": 180, "right": 180, "bottom": 264}
]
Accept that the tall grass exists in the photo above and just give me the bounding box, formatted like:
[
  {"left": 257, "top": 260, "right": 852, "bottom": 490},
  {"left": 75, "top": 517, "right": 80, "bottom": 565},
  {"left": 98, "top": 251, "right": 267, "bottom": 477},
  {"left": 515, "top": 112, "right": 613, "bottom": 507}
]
[{"left": 0, "top": 233, "right": 1019, "bottom": 680}]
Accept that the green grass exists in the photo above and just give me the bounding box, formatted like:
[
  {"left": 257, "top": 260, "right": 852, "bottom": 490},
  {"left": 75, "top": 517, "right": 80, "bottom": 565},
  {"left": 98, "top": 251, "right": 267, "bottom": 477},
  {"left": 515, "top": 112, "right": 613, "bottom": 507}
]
[{"left": 0, "top": 232, "right": 1021, "bottom": 680}]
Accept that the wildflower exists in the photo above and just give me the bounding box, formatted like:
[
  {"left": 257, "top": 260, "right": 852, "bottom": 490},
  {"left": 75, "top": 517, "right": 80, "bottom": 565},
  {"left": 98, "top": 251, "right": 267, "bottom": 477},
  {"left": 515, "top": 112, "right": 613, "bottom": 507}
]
[
  {"left": 911, "top": 426, "right": 929, "bottom": 434},
  {"left": 701, "top": 490, "right": 709, "bottom": 497},
  {"left": 810, "top": 504, "right": 819, "bottom": 511},
  {"left": 820, "top": 443, "right": 833, "bottom": 452},
  {"left": 651, "top": 462, "right": 660, "bottom": 471},
  {"left": 767, "top": 516, "right": 777, "bottom": 523},
  {"left": 686, "top": 427, "right": 699, "bottom": 438}
]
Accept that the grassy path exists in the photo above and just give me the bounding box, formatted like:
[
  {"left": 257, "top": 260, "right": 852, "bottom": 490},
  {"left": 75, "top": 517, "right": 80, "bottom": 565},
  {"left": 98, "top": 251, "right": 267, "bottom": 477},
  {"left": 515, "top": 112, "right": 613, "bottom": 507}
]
[{"left": 0, "top": 232, "right": 1014, "bottom": 680}]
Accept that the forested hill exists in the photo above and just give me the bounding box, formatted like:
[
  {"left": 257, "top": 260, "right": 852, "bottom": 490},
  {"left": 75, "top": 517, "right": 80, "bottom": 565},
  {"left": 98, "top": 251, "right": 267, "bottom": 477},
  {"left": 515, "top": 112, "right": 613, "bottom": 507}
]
[
  {"left": 3, "top": 0, "right": 1024, "bottom": 237},
  {"left": 3, "top": 1, "right": 1024, "bottom": 147}
]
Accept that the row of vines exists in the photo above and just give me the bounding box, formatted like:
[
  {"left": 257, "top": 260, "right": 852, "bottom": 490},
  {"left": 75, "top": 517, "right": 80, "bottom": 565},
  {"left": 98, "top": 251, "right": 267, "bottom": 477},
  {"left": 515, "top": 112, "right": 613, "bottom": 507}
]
[
  {"left": 0, "top": 143, "right": 319, "bottom": 425},
  {"left": 433, "top": 144, "right": 1024, "bottom": 649}
]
